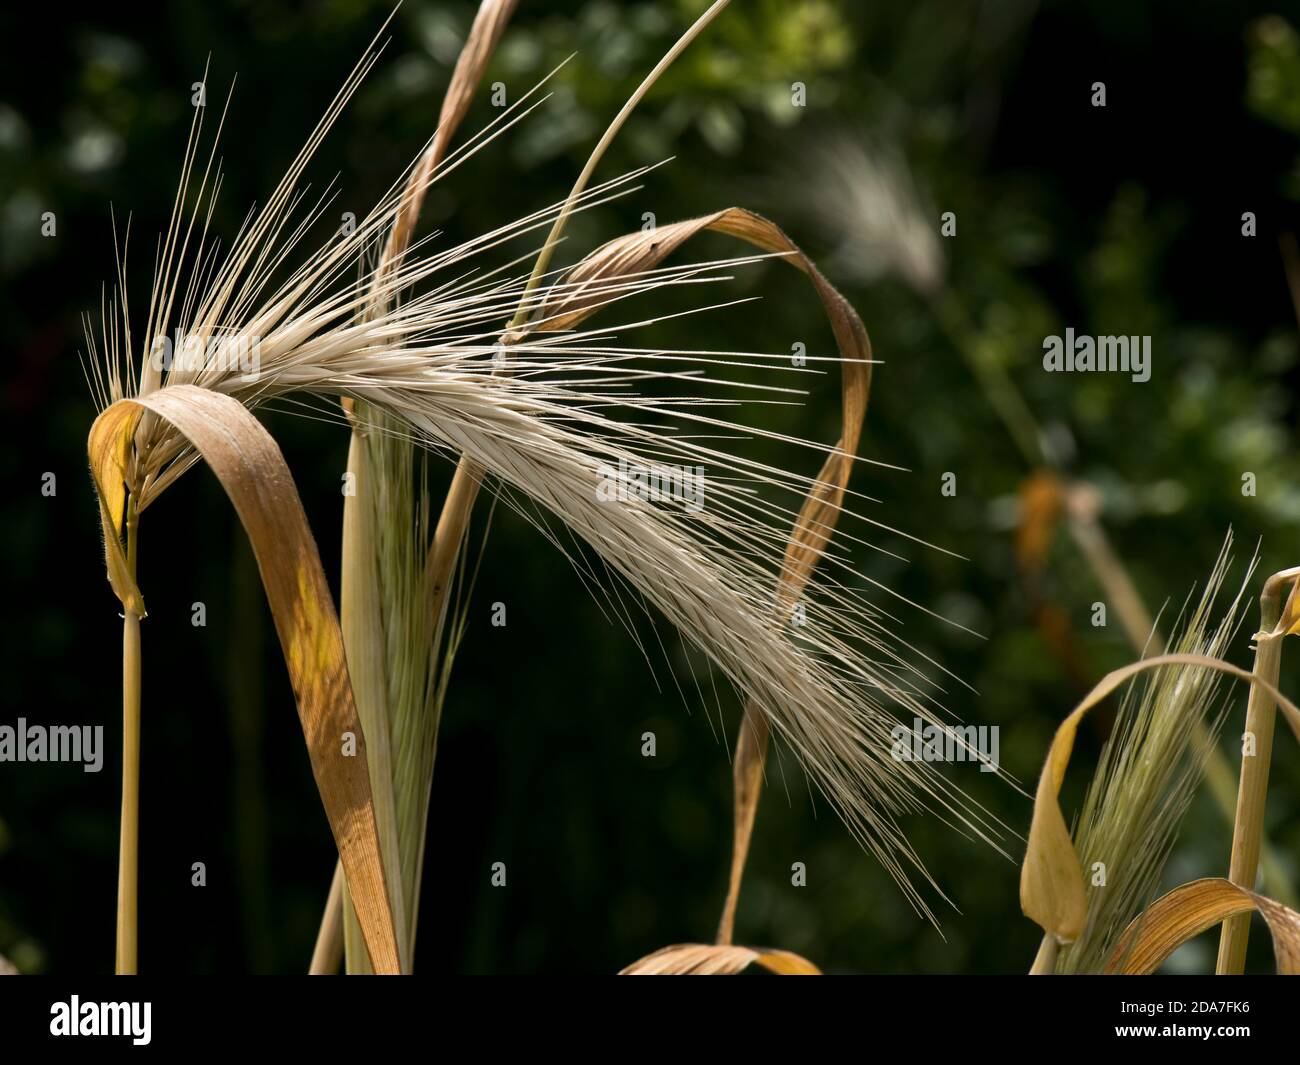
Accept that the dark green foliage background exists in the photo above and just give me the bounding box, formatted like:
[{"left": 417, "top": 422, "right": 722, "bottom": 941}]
[{"left": 3, "top": 0, "right": 1300, "bottom": 973}]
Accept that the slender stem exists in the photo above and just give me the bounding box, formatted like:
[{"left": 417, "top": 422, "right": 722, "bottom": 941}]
[
  {"left": 931, "top": 292, "right": 1045, "bottom": 467},
  {"left": 1216, "top": 573, "right": 1294, "bottom": 974},
  {"left": 116, "top": 498, "right": 142, "bottom": 975},
  {"left": 715, "top": 706, "right": 768, "bottom": 946},
  {"left": 1063, "top": 493, "right": 1157, "bottom": 653},
  {"left": 506, "top": 0, "right": 732, "bottom": 332},
  {"left": 309, "top": 862, "right": 345, "bottom": 975}
]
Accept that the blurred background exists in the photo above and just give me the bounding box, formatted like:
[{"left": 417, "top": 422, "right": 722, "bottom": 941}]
[{"left": 3, "top": 0, "right": 1300, "bottom": 974}]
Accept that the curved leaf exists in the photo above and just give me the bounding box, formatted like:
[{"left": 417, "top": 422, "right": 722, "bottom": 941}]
[
  {"left": 620, "top": 943, "right": 821, "bottom": 976},
  {"left": 1106, "top": 877, "right": 1300, "bottom": 974},
  {"left": 88, "top": 385, "right": 400, "bottom": 974}
]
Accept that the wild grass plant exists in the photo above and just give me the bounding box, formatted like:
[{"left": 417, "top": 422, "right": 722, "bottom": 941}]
[
  {"left": 86, "top": 1, "right": 1001, "bottom": 973},
  {"left": 79, "top": 2, "right": 1300, "bottom": 976},
  {"left": 1055, "top": 536, "right": 1249, "bottom": 973}
]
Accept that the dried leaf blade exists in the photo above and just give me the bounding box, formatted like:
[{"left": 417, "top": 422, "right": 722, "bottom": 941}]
[{"left": 88, "top": 385, "right": 400, "bottom": 973}]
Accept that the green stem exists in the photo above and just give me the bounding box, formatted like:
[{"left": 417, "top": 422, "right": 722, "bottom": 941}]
[
  {"left": 507, "top": 0, "right": 732, "bottom": 332},
  {"left": 931, "top": 292, "right": 1045, "bottom": 467}
]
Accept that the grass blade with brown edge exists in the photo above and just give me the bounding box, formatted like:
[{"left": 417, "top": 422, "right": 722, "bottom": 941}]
[
  {"left": 535, "top": 206, "right": 871, "bottom": 945},
  {"left": 1107, "top": 878, "right": 1300, "bottom": 974},
  {"left": 338, "top": 427, "right": 407, "bottom": 974},
  {"left": 1021, "top": 652, "right": 1300, "bottom": 959},
  {"left": 620, "top": 944, "right": 821, "bottom": 976},
  {"left": 89, "top": 384, "right": 400, "bottom": 974}
]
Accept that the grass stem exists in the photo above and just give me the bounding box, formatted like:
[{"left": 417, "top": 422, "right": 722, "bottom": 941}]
[
  {"left": 1029, "top": 934, "right": 1058, "bottom": 975},
  {"left": 116, "top": 498, "right": 141, "bottom": 975},
  {"left": 1215, "top": 571, "right": 1296, "bottom": 973},
  {"left": 507, "top": 0, "right": 732, "bottom": 332},
  {"left": 309, "top": 863, "right": 345, "bottom": 975}
]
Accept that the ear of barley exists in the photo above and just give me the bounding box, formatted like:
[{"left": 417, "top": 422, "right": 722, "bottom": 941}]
[
  {"left": 1042, "top": 534, "right": 1257, "bottom": 972},
  {"left": 1021, "top": 647, "right": 1300, "bottom": 960},
  {"left": 89, "top": 11, "right": 1010, "bottom": 952},
  {"left": 1057, "top": 536, "right": 1253, "bottom": 973}
]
